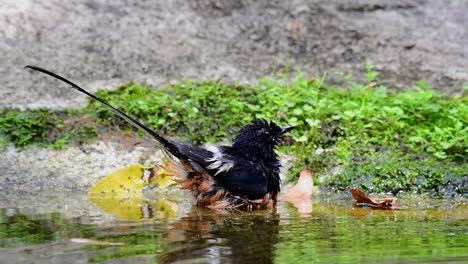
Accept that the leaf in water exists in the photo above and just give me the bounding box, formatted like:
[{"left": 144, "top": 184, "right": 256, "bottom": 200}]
[
  {"left": 88, "top": 164, "right": 180, "bottom": 220},
  {"left": 350, "top": 188, "right": 378, "bottom": 205},
  {"left": 90, "top": 196, "right": 151, "bottom": 220},
  {"left": 282, "top": 169, "right": 314, "bottom": 215},
  {"left": 89, "top": 164, "right": 149, "bottom": 197},
  {"left": 155, "top": 199, "right": 179, "bottom": 219},
  {"left": 152, "top": 163, "right": 178, "bottom": 188},
  {"left": 89, "top": 163, "right": 177, "bottom": 196},
  {"left": 90, "top": 194, "right": 179, "bottom": 220},
  {"left": 350, "top": 188, "right": 403, "bottom": 210},
  {"left": 70, "top": 238, "right": 125, "bottom": 246}
]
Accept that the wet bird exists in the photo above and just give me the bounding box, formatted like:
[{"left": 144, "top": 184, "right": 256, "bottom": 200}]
[{"left": 25, "top": 65, "right": 295, "bottom": 210}]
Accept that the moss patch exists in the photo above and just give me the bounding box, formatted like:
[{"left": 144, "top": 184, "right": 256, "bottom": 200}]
[
  {"left": 0, "top": 109, "right": 97, "bottom": 149},
  {"left": 1, "top": 73, "right": 466, "bottom": 195}
]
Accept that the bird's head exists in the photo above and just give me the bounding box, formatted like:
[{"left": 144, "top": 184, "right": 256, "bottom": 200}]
[{"left": 233, "top": 119, "right": 295, "bottom": 157}]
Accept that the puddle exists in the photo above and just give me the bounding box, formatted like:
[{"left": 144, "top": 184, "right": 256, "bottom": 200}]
[{"left": 0, "top": 191, "right": 466, "bottom": 263}]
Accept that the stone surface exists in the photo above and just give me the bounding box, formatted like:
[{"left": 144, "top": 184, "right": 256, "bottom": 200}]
[
  {"left": 1, "top": 0, "right": 467, "bottom": 111},
  {"left": 1, "top": 0, "right": 467, "bottom": 194},
  {"left": 0, "top": 142, "right": 163, "bottom": 192}
]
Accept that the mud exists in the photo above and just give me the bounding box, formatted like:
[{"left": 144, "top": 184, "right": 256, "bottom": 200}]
[{"left": 0, "top": 0, "right": 467, "bottom": 192}]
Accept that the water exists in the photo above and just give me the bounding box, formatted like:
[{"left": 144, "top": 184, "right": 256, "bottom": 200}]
[{"left": 0, "top": 192, "right": 467, "bottom": 264}]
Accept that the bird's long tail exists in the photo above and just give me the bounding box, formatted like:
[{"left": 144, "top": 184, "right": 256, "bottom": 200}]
[{"left": 25, "top": 65, "right": 188, "bottom": 162}]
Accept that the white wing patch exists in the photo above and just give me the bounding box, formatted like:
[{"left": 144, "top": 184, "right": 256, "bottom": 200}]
[{"left": 205, "top": 146, "right": 235, "bottom": 175}]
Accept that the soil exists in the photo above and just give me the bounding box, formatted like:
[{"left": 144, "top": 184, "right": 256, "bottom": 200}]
[{"left": 0, "top": 0, "right": 467, "bottom": 192}]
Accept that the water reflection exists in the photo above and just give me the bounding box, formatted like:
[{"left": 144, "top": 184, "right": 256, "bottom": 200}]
[
  {"left": 1, "top": 193, "right": 467, "bottom": 264},
  {"left": 159, "top": 208, "right": 280, "bottom": 263}
]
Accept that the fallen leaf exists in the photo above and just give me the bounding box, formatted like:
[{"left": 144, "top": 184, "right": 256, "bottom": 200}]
[
  {"left": 88, "top": 164, "right": 180, "bottom": 220},
  {"left": 151, "top": 163, "right": 178, "bottom": 188},
  {"left": 350, "top": 188, "right": 403, "bottom": 210},
  {"left": 155, "top": 199, "right": 179, "bottom": 219},
  {"left": 70, "top": 238, "right": 125, "bottom": 246},
  {"left": 90, "top": 196, "right": 152, "bottom": 220},
  {"left": 89, "top": 163, "right": 178, "bottom": 198},
  {"left": 350, "top": 188, "right": 379, "bottom": 205},
  {"left": 282, "top": 169, "right": 314, "bottom": 215},
  {"left": 88, "top": 165, "right": 149, "bottom": 220},
  {"left": 89, "top": 164, "right": 149, "bottom": 197}
]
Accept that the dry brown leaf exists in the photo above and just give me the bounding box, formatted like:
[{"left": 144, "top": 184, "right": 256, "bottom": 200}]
[
  {"left": 282, "top": 169, "right": 314, "bottom": 215},
  {"left": 350, "top": 188, "right": 379, "bottom": 205},
  {"left": 350, "top": 188, "right": 403, "bottom": 210}
]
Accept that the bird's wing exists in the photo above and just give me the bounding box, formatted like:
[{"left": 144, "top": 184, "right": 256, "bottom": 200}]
[
  {"left": 172, "top": 142, "right": 236, "bottom": 176},
  {"left": 173, "top": 143, "right": 270, "bottom": 202}
]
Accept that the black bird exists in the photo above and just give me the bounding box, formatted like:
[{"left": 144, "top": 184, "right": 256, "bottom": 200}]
[{"left": 25, "top": 65, "right": 295, "bottom": 210}]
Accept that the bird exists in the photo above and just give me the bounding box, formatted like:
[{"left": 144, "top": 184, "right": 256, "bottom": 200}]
[{"left": 25, "top": 65, "right": 296, "bottom": 210}]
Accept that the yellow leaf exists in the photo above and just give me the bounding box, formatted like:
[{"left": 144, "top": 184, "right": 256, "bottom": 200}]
[
  {"left": 88, "top": 164, "right": 180, "bottom": 220},
  {"left": 153, "top": 166, "right": 177, "bottom": 188},
  {"left": 155, "top": 199, "right": 178, "bottom": 219},
  {"left": 90, "top": 196, "right": 150, "bottom": 220},
  {"left": 88, "top": 165, "right": 153, "bottom": 220},
  {"left": 89, "top": 164, "right": 148, "bottom": 197}
]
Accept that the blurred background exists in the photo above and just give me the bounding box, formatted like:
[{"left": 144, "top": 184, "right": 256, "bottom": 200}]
[{"left": 1, "top": 0, "right": 467, "bottom": 110}]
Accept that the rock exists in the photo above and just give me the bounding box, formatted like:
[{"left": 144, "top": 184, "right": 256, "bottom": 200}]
[
  {"left": 1, "top": 0, "right": 466, "bottom": 111},
  {"left": 0, "top": 142, "right": 164, "bottom": 193}
]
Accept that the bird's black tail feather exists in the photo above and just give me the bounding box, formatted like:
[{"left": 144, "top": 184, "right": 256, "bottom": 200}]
[{"left": 25, "top": 65, "right": 188, "bottom": 162}]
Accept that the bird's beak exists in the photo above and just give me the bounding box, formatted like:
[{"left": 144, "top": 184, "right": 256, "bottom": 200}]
[{"left": 280, "top": 126, "right": 296, "bottom": 135}]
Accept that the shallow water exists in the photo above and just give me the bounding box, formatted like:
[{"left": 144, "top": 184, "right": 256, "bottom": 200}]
[{"left": 0, "top": 192, "right": 467, "bottom": 264}]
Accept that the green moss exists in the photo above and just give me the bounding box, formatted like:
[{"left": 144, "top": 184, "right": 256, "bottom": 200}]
[
  {"left": 88, "top": 81, "right": 258, "bottom": 144},
  {"left": 0, "top": 110, "right": 57, "bottom": 147},
  {"left": 1, "top": 72, "right": 466, "bottom": 195},
  {"left": 0, "top": 109, "right": 97, "bottom": 149}
]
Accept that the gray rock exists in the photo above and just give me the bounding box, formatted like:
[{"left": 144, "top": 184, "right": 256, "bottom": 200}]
[
  {"left": 1, "top": 0, "right": 466, "bottom": 111},
  {"left": 0, "top": 142, "right": 164, "bottom": 192}
]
